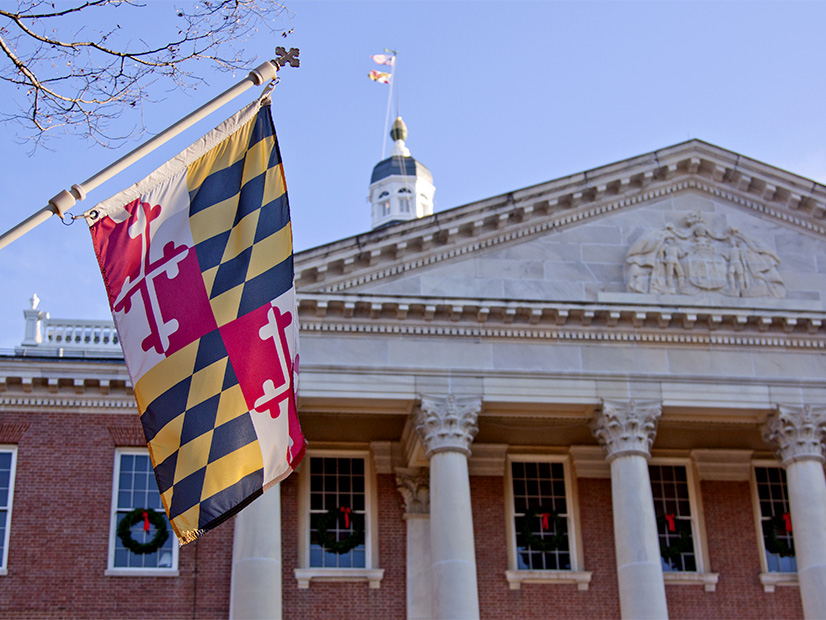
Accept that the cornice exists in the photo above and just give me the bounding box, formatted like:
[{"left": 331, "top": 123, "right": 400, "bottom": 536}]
[
  {"left": 297, "top": 293, "right": 826, "bottom": 349},
  {"left": 295, "top": 143, "right": 826, "bottom": 294},
  {"left": 0, "top": 394, "right": 137, "bottom": 414}
]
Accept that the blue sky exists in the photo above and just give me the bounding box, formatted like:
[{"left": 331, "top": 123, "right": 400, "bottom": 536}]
[{"left": 2, "top": 1, "right": 826, "bottom": 348}]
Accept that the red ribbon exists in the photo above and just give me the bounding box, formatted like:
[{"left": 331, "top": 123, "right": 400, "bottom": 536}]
[
  {"left": 539, "top": 512, "right": 551, "bottom": 530},
  {"left": 340, "top": 506, "right": 352, "bottom": 529},
  {"left": 664, "top": 513, "right": 676, "bottom": 532},
  {"left": 782, "top": 512, "right": 793, "bottom": 533},
  {"left": 141, "top": 509, "right": 151, "bottom": 533}
]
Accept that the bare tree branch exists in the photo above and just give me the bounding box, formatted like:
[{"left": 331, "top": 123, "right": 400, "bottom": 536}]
[{"left": 0, "top": 0, "right": 292, "bottom": 148}]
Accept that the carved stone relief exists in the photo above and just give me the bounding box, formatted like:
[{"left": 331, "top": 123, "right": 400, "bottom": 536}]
[{"left": 626, "top": 212, "right": 785, "bottom": 298}]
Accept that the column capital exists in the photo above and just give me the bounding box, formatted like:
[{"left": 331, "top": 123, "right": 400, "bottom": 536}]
[
  {"left": 591, "top": 399, "right": 662, "bottom": 461},
  {"left": 763, "top": 404, "right": 826, "bottom": 465},
  {"left": 416, "top": 394, "right": 480, "bottom": 457},
  {"left": 396, "top": 468, "right": 430, "bottom": 515}
]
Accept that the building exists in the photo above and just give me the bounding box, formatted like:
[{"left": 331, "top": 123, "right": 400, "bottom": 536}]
[{"left": 1, "top": 135, "right": 826, "bottom": 619}]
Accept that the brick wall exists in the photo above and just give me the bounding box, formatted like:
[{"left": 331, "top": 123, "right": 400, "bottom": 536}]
[
  {"left": 666, "top": 480, "right": 803, "bottom": 620},
  {"left": 0, "top": 410, "right": 232, "bottom": 620},
  {"left": 281, "top": 472, "right": 406, "bottom": 620},
  {"left": 0, "top": 409, "right": 810, "bottom": 619}
]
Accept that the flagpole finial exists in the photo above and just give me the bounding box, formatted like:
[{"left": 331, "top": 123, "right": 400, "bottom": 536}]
[{"left": 274, "top": 47, "right": 300, "bottom": 69}]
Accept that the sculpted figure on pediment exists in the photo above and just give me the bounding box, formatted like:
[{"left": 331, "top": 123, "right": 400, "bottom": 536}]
[{"left": 626, "top": 212, "right": 785, "bottom": 298}]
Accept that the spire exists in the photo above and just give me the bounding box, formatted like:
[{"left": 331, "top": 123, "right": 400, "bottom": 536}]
[{"left": 368, "top": 117, "right": 435, "bottom": 230}]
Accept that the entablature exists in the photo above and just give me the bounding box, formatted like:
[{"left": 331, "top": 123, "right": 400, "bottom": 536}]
[{"left": 297, "top": 292, "right": 826, "bottom": 349}]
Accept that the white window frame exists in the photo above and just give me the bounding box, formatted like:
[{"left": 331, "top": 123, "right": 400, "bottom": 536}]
[
  {"left": 0, "top": 445, "right": 17, "bottom": 577},
  {"left": 294, "top": 449, "right": 383, "bottom": 589},
  {"left": 504, "top": 454, "right": 591, "bottom": 590},
  {"left": 106, "top": 448, "right": 179, "bottom": 577},
  {"left": 649, "top": 457, "right": 718, "bottom": 591},
  {"left": 751, "top": 460, "right": 799, "bottom": 592}
]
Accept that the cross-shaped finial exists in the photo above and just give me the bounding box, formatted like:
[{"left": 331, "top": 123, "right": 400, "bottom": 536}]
[{"left": 275, "top": 47, "right": 300, "bottom": 69}]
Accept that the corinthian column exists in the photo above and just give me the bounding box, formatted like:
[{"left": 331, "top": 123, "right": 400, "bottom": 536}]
[
  {"left": 763, "top": 404, "right": 826, "bottom": 620},
  {"left": 592, "top": 399, "right": 668, "bottom": 620},
  {"left": 397, "top": 469, "right": 432, "bottom": 620},
  {"left": 416, "top": 394, "right": 481, "bottom": 620}
]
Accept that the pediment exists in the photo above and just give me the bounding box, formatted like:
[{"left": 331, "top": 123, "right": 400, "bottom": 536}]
[
  {"left": 296, "top": 140, "right": 826, "bottom": 316},
  {"left": 295, "top": 140, "right": 826, "bottom": 347}
]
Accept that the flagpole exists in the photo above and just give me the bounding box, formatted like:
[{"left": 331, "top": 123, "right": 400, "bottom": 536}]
[
  {"left": 0, "top": 48, "right": 299, "bottom": 252},
  {"left": 380, "top": 51, "right": 397, "bottom": 159}
]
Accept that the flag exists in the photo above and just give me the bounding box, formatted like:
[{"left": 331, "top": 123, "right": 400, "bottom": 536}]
[
  {"left": 368, "top": 70, "right": 391, "bottom": 84},
  {"left": 89, "top": 98, "right": 305, "bottom": 545},
  {"left": 371, "top": 53, "right": 395, "bottom": 66}
]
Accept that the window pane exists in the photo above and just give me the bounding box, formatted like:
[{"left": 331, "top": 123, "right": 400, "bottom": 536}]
[
  {"left": 308, "top": 457, "right": 367, "bottom": 568},
  {"left": 755, "top": 467, "right": 796, "bottom": 572},
  {"left": 512, "top": 461, "right": 571, "bottom": 571},
  {"left": 113, "top": 453, "right": 172, "bottom": 569},
  {"left": 649, "top": 465, "right": 696, "bottom": 572}
]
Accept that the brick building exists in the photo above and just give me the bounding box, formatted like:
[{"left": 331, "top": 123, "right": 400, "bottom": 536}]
[{"left": 1, "top": 133, "right": 826, "bottom": 618}]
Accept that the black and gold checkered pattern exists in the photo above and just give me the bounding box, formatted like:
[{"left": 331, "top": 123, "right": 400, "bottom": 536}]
[
  {"left": 136, "top": 330, "right": 264, "bottom": 542},
  {"left": 188, "top": 104, "right": 294, "bottom": 328}
]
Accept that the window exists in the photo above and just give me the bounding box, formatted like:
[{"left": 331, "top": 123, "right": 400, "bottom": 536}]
[
  {"left": 754, "top": 466, "right": 796, "bottom": 573},
  {"left": 295, "top": 451, "right": 383, "bottom": 588},
  {"left": 505, "top": 457, "right": 591, "bottom": 590},
  {"left": 512, "top": 461, "right": 571, "bottom": 570},
  {"left": 650, "top": 464, "right": 697, "bottom": 572},
  {"left": 0, "top": 447, "right": 17, "bottom": 575},
  {"left": 309, "top": 456, "right": 366, "bottom": 568},
  {"left": 398, "top": 187, "right": 412, "bottom": 212},
  {"left": 107, "top": 449, "right": 178, "bottom": 575}
]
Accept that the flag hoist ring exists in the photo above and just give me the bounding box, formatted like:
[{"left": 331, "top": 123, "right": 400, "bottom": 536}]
[{"left": 117, "top": 508, "right": 170, "bottom": 555}]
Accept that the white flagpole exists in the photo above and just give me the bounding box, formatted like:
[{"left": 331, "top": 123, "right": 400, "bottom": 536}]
[
  {"left": 380, "top": 51, "right": 397, "bottom": 159},
  {"left": 0, "top": 51, "right": 296, "bottom": 252}
]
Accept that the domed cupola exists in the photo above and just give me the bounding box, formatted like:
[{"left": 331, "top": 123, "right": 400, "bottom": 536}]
[{"left": 368, "top": 117, "right": 435, "bottom": 229}]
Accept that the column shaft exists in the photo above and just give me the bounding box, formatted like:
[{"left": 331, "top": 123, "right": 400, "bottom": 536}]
[
  {"left": 430, "top": 450, "right": 480, "bottom": 620},
  {"left": 229, "top": 485, "right": 282, "bottom": 620},
  {"left": 406, "top": 515, "right": 433, "bottom": 619},
  {"left": 610, "top": 454, "right": 668, "bottom": 620},
  {"left": 786, "top": 460, "right": 826, "bottom": 619}
]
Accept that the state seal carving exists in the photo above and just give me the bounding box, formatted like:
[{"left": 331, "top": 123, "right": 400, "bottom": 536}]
[{"left": 625, "top": 213, "right": 784, "bottom": 298}]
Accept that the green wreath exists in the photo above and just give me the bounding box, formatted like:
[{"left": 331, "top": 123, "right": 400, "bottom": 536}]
[
  {"left": 519, "top": 507, "right": 568, "bottom": 553},
  {"left": 763, "top": 514, "right": 795, "bottom": 558},
  {"left": 656, "top": 514, "right": 693, "bottom": 564},
  {"left": 315, "top": 507, "right": 364, "bottom": 555},
  {"left": 117, "top": 508, "right": 170, "bottom": 555}
]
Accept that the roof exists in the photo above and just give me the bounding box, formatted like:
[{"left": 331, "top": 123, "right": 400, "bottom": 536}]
[{"left": 370, "top": 155, "right": 433, "bottom": 184}]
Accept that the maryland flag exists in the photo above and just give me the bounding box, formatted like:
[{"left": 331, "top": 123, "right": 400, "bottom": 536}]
[
  {"left": 368, "top": 70, "right": 392, "bottom": 84},
  {"left": 89, "top": 98, "right": 305, "bottom": 545}
]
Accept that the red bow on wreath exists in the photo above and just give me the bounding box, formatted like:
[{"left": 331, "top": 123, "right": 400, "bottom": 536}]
[
  {"left": 664, "top": 513, "right": 676, "bottom": 532},
  {"left": 538, "top": 512, "right": 551, "bottom": 530},
  {"left": 782, "top": 512, "right": 793, "bottom": 533},
  {"left": 141, "top": 509, "right": 151, "bottom": 533},
  {"left": 340, "top": 506, "right": 352, "bottom": 529}
]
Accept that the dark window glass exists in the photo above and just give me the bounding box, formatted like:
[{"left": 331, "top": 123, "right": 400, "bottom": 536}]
[
  {"left": 649, "top": 465, "right": 696, "bottom": 572},
  {"left": 113, "top": 452, "right": 174, "bottom": 569},
  {"left": 512, "top": 461, "right": 571, "bottom": 571},
  {"left": 754, "top": 467, "right": 796, "bottom": 573},
  {"left": 309, "top": 457, "right": 367, "bottom": 568}
]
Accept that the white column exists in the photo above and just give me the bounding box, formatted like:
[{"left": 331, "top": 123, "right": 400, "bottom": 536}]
[
  {"left": 397, "top": 468, "right": 432, "bottom": 620},
  {"left": 592, "top": 399, "right": 668, "bottom": 620},
  {"left": 229, "top": 485, "right": 282, "bottom": 620},
  {"left": 763, "top": 404, "right": 826, "bottom": 620},
  {"left": 416, "top": 394, "right": 481, "bottom": 620}
]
